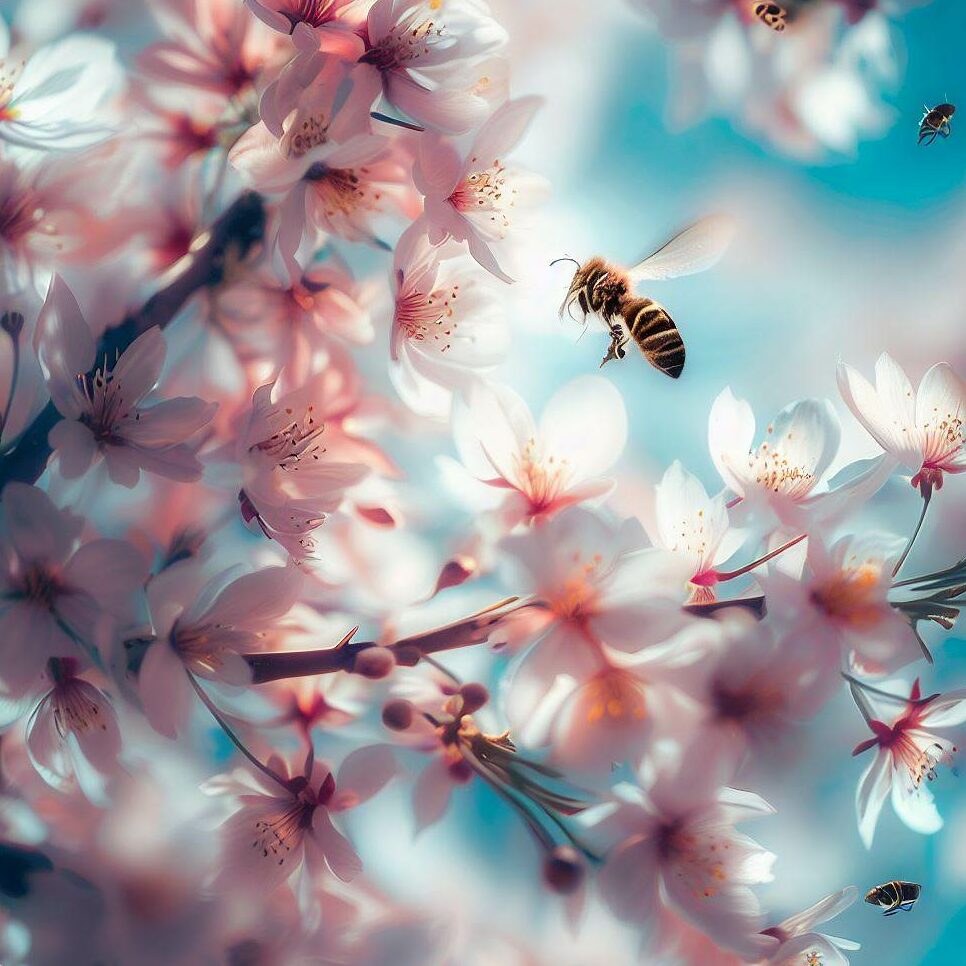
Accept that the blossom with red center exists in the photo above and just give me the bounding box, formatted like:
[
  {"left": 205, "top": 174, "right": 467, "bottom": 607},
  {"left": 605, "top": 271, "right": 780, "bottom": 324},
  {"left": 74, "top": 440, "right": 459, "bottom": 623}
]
[
  {"left": 415, "top": 96, "right": 548, "bottom": 283},
  {"left": 211, "top": 746, "right": 396, "bottom": 895},
  {"left": 849, "top": 674, "right": 966, "bottom": 848},
  {"left": 452, "top": 376, "right": 627, "bottom": 529},
  {"left": 838, "top": 352, "right": 965, "bottom": 497}
]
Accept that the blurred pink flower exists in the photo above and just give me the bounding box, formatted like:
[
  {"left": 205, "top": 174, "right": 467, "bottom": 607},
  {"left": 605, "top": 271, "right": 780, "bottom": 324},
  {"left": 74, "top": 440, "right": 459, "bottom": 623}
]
[
  {"left": 453, "top": 376, "right": 627, "bottom": 528},
  {"left": 588, "top": 738, "right": 776, "bottom": 960},
  {"left": 761, "top": 886, "right": 861, "bottom": 966},
  {"left": 359, "top": 0, "right": 507, "bottom": 132},
  {"left": 35, "top": 278, "right": 217, "bottom": 487},
  {"left": 838, "top": 352, "right": 966, "bottom": 496},
  {"left": 850, "top": 675, "right": 966, "bottom": 848},
  {"left": 140, "top": 562, "right": 302, "bottom": 738},
  {"left": 390, "top": 224, "right": 507, "bottom": 418},
  {"left": 415, "top": 96, "right": 547, "bottom": 282},
  {"left": 235, "top": 371, "right": 370, "bottom": 561},
  {"left": 139, "top": 0, "right": 290, "bottom": 98},
  {"left": 246, "top": 0, "right": 364, "bottom": 43},
  {"left": 211, "top": 746, "right": 396, "bottom": 892},
  {"left": 762, "top": 532, "right": 923, "bottom": 677},
  {"left": 0, "top": 482, "right": 147, "bottom": 691},
  {"left": 0, "top": 24, "right": 121, "bottom": 152},
  {"left": 25, "top": 657, "right": 122, "bottom": 803}
]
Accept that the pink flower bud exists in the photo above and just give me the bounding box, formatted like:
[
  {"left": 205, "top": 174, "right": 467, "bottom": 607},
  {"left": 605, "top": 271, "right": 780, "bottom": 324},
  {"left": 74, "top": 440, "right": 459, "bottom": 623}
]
[
  {"left": 543, "top": 845, "right": 583, "bottom": 895},
  {"left": 353, "top": 646, "right": 396, "bottom": 679},
  {"left": 382, "top": 699, "right": 414, "bottom": 731}
]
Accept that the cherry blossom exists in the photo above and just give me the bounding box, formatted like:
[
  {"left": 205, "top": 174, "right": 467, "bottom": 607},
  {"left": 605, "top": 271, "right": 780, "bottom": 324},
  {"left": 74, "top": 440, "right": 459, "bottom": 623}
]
[
  {"left": 415, "top": 96, "right": 547, "bottom": 282},
  {"left": 35, "top": 278, "right": 216, "bottom": 487},
  {"left": 358, "top": 0, "right": 508, "bottom": 133},
  {"left": 0, "top": 482, "right": 147, "bottom": 691},
  {"left": 235, "top": 371, "right": 370, "bottom": 561},
  {"left": 452, "top": 375, "right": 627, "bottom": 528},
  {"left": 140, "top": 562, "right": 302, "bottom": 738},
  {"left": 760, "top": 886, "right": 861, "bottom": 966},
  {"left": 0, "top": 21, "right": 121, "bottom": 152},
  {"left": 211, "top": 746, "right": 396, "bottom": 893},
  {"left": 838, "top": 352, "right": 965, "bottom": 496},
  {"left": 390, "top": 224, "right": 507, "bottom": 418},
  {"left": 587, "top": 737, "right": 776, "bottom": 960},
  {"left": 850, "top": 675, "right": 966, "bottom": 848}
]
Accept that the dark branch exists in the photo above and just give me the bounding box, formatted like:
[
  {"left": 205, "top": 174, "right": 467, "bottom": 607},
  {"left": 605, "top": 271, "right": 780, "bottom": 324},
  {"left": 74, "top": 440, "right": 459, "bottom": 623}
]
[{"left": 0, "top": 191, "right": 265, "bottom": 489}]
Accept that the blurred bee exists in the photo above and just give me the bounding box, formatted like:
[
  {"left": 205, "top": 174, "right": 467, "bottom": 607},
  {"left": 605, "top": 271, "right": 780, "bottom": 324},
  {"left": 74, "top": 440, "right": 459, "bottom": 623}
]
[
  {"left": 864, "top": 880, "right": 921, "bottom": 916},
  {"left": 752, "top": 2, "right": 787, "bottom": 31},
  {"left": 552, "top": 215, "right": 735, "bottom": 379},
  {"left": 919, "top": 103, "right": 955, "bottom": 145}
]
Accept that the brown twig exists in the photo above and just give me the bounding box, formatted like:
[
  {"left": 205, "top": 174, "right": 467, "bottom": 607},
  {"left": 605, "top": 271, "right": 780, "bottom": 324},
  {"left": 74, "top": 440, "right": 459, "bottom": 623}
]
[{"left": 0, "top": 192, "right": 265, "bottom": 488}]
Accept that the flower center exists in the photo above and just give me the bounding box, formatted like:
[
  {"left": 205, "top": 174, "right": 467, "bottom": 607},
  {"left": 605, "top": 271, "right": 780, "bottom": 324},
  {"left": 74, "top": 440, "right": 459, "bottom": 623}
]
[
  {"left": 546, "top": 555, "right": 604, "bottom": 620},
  {"left": 51, "top": 680, "right": 109, "bottom": 738},
  {"left": 0, "top": 183, "right": 43, "bottom": 244},
  {"left": 748, "top": 435, "right": 814, "bottom": 496},
  {"left": 304, "top": 164, "right": 379, "bottom": 218},
  {"left": 0, "top": 58, "right": 23, "bottom": 117},
  {"left": 251, "top": 798, "right": 316, "bottom": 867},
  {"left": 12, "top": 563, "right": 62, "bottom": 610},
  {"left": 810, "top": 563, "right": 882, "bottom": 628},
  {"left": 583, "top": 669, "right": 647, "bottom": 725},
  {"left": 251, "top": 403, "right": 326, "bottom": 470},
  {"left": 281, "top": 0, "right": 340, "bottom": 29},
  {"left": 287, "top": 113, "right": 331, "bottom": 158},
  {"left": 77, "top": 366, "right": 131, "bottom": 442},
  {"left": 514, "top": 438, "right": 573, "bottom": 512},
  {"left": 361, "top": 13, "right": 445, "bottom": 70},
  {"left": 661, "top": 823, "right": 732, "bottom": 900},
  {"left": 922, "top": 407, "right": 964, "bottom": 468},
  {"left": 395, "top": 284, "right": 459, "bottom": 348},
  {"left": 448, "top": 161, "right": 516, "bottom": 234}
]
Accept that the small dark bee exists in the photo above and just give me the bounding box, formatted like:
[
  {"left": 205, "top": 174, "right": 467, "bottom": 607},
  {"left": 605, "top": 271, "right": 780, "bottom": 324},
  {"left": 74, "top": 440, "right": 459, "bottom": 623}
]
[
  {"left": 864, "top": 880, "right": 921, "bottom": 916},
  {"left": 553, "top": 215, "right": 735, "bottom": 380},
  {"left": 919, "top": 103, "right": 955, "bottom": 145},
  {"left": 753, "top": 2, "right": 788, "bottom": 31}
]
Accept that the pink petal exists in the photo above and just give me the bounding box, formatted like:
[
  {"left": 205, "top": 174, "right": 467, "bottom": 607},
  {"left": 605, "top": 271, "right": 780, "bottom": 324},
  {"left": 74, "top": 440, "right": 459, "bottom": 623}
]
[
  {"left": 334, "top": 744, "right": 397, "bottom": 808},
  {"left": 312, "top": 809, "right": 362, "bottom": 881},
  {"left": 49, "top": 419, "right": 97, "bottom": 479},
  {"left": 412, "top": 757, "right": 455, "bottom": 834}
]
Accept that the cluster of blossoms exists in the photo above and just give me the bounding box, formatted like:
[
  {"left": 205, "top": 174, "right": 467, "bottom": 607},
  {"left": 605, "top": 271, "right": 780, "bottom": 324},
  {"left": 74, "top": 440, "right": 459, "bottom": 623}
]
[
  {"left": 0, "top": 1, "right": 964, "bottom": 964},
  {"left": 632, "top": 0, "right": 929, "bottom": 157}
]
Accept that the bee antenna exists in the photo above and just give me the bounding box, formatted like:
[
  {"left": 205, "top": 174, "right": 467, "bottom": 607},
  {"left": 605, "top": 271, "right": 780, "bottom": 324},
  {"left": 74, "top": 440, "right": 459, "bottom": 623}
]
[{"left": 550, "top": 255, "right": 581, "bottom": 269}]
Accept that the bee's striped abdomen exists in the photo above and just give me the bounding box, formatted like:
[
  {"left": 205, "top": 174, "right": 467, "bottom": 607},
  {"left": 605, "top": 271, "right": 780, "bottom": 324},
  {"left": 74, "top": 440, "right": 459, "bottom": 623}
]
[{"left": 624, "top": 297, "right": 685, "bottom": 379}]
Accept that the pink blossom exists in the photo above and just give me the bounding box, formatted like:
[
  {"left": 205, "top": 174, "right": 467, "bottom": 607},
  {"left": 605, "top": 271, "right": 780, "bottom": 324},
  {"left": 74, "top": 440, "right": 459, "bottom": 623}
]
[
  {"left": 235, "top": 371, "right": 370, "bottom": 561},
  {"left": 650, "top": 460, "right": 746, "bottom": 601},
  {"left": 415, "top": 96, "right": 547, "bottom": 282},
  {"left": 211, "top": 746, "right": 396, "bottom": 893},
  {"left": 24, "top": 657, "right": 122, "bottom": 803},
  {"left": 35, "top": 278, "right": 217, "bottom": 487},
  {"left": 139, "top": 0, "right": 290, "bottom": 98},
  {"left": 0, "top": 23, "right": 121, "bottom": 152},
  {"left": 246, "top": 0, "right": 364, "bottom": 45},
  {"left": 761, "top": 532, "right": 923, "bottom": 678},
  {"left": 838, "top": 352, "right": 966, "bottom": 495},
  {"left": 761, "top": 886, "right": 861, "bottom": 966},
  {"left": 0, "top": 288, "right": 48, "bottom": 454},
  {"left": 390, "top": 224, "right": 507, "bottom": 418},
  {"left": 359, "top": 0, "right": 508, "bottom": 133},
  {"left": 0, "top": 482, "right": 147, "bottom": 691},
  {"left": 587, "top": 738, "right": 776, "bottom": 960},
  {"left": 849, "top": 675, "right": 966, "bottom": 848},
  {"left": 140, "top": 562, "right": 302, "bottom": 738},
  {"left": 452, "top": 376, "right": 627, "bottom": 528}
]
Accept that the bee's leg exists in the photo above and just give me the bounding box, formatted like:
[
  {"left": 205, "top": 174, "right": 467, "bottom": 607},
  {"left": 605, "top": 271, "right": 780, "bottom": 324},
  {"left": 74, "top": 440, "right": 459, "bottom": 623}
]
[{"left": 920, "top": 128, "right": 938, "bottom": 146}]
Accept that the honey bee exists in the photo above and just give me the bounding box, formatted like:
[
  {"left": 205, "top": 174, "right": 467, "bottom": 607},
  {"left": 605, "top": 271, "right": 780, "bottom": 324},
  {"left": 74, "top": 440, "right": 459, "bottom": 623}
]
[
  {"left": 752, "top": 2, "right": 788, "bottom": 31},
  {"left": 919, "top": 102, "right": 955, "bottom": 145},
  {"left": 553, "top": 215, "right": 735, "bottom": 379},
  {"left": 864, "top": 880, "right": 921, "bottom": 916}
]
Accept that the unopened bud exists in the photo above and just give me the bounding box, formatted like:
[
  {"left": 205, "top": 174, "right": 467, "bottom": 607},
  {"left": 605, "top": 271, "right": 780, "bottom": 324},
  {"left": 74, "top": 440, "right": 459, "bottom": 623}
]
[
  {"left": 458, "top": 682, "right": 489, "bottom": 714},
  {"left": 352, "top": 646, "right": 396, "bottom": 679},
  {"left": 382, "top": 699, "right": 414, "bottom": 731},
  {"left": 543, "top": 845, "right": 584, "bottom": 895}
]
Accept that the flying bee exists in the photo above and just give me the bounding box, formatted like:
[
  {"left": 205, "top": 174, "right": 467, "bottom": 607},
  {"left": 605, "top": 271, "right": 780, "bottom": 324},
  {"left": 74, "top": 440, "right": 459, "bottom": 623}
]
[
  {"left": 752, "top": 2, "right": 788, "bottom": 31},
  {"left": 919, "top": 102, "right": 955, "bottom": 145},
  {"left": 864, "top": 880, "right": 921, "bottom": 916},
  {"left": 553, "top": 214, "right": 735, "bottom": 379}
]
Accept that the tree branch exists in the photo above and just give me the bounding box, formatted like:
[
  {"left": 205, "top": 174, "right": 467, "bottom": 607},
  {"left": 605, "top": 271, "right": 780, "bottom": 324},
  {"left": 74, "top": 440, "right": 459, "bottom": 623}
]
[{"left": 0, "top": 191, "right": 265, "bottom": 489}]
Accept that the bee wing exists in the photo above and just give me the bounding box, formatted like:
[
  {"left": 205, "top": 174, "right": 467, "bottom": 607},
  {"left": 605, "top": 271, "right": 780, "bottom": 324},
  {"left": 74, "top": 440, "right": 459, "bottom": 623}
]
[{"left": 628, "top": 214, "right": 736, "bottom": 283}]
